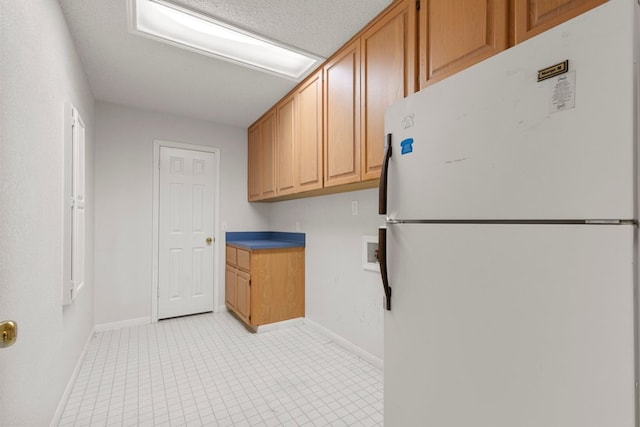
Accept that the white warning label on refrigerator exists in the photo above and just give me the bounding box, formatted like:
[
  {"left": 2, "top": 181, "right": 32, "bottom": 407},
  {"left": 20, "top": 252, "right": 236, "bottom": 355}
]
[{"left": 549, "top": 71, "right": 576, "bottom": 114}]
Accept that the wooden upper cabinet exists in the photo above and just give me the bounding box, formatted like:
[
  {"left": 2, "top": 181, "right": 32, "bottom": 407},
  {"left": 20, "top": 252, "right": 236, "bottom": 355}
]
[
  {"left": 296, "top": 70, "right": 323, "bottom": 191},
  {"left": 260, "top": 110, "right": 277, "bottom": 199},
  {"left": 247, "top": 124, "right": 261, "bottom": 201},
  {"left": 361, "top": 0, "right": 417, "bottom": 181},
  {"left": 247, "top": 108, "right": 276, "bottom": 201},
  {"left": 324, "top": 39, "right": 361, "bottom": 188},
  {"left": 420, "top": 0, "right": 508, "bottom": 88},
  {"left": 513, "top": 0, "right": 607, "bottom": 43},
  {"left": 248, "top": 0, "right": 610, "bottom": 202},
  {"left": 276, "top": 94, "right": 296, "bottom": 196}
]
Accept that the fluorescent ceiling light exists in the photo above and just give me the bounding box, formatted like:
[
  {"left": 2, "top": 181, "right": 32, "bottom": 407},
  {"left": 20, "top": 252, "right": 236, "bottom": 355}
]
[{"left": 129, "top": 0, "right": 323, "bottom": 80}]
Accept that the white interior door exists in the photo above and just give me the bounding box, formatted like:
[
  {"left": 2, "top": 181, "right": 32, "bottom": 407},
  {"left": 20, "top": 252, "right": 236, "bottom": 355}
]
[
  {"left": 384, "top": 223, "right": 636, "bottom": 427},
  {"left": 158, "top": 147, "right": 215, "bottom": 319}
]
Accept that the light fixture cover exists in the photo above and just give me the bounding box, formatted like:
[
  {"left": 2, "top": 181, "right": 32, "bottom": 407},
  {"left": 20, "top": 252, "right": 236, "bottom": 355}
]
[{"left": 129, "top": 0, "right": 323, "bottom": 80}]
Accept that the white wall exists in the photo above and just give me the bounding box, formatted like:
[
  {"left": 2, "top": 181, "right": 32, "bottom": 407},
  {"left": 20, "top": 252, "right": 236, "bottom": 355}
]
[
  {"left": 269, "top": 189, "right": 385, "bottom": 359},
  {"left": 94, "top": 102, "right": 269, "bottom": 325},
  {"left": 0, "top": 0, "right": 96, "bottom": 425},
  {"left": 94, "top": 100, "right": 384, "bottom": 359}
]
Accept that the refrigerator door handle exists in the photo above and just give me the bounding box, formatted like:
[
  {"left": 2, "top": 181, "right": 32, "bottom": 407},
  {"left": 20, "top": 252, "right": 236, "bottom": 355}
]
[
  {"left": 378, "top": 133, "right": 392, "bottom": 215},
  {"left": 378, "top": 227, "right": 391, "bottom": 311}
]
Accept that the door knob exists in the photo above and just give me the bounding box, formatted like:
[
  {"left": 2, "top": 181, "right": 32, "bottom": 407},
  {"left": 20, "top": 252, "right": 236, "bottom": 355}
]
[
  {"left": 0, "top": 320, "right": 17, "bottom": 348},
  {"left": 206, "top": 237, "right": 213, "bottom": 245}
]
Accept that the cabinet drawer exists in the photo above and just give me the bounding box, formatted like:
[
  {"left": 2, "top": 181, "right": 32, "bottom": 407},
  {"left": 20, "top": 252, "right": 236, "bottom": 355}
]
[
  {"left": 226, "top": 245, "right": 237, "bottom": 267},
  {"left": 237, "top": 248, "right": 251, "bottom": 271}
]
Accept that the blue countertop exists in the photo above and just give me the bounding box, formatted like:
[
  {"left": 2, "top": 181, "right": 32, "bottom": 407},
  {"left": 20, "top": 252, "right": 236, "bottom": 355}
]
[{"left": 226, "top": 231, "right": 305, "bottom": 250}]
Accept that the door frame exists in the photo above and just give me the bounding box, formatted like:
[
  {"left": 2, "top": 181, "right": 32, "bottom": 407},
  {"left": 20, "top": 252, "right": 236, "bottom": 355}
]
[{"left": 151, "top": 140, "right": 221, "bottom": 322}]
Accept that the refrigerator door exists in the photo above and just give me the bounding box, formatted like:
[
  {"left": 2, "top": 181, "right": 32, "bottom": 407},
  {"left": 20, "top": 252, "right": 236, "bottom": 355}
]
[
  {"left": 382, "top": 0, "right": 635, "bottom": 221},
  {"left": 384, "top": 223, "right": 636, "bottom": 426}
]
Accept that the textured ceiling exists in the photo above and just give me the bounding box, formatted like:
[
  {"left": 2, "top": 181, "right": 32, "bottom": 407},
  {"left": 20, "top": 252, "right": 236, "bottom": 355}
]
[{"left": 59, "top": 0, "right": 393, "bottom": 128}]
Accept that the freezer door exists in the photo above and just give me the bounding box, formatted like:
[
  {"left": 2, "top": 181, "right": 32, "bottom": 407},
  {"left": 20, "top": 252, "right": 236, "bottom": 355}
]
[
  {"left": 384, "top": 223, "right": 636, "bottom": 427},
  {"left": 383, "top": 0, "right": 635, "bottom": 221}
]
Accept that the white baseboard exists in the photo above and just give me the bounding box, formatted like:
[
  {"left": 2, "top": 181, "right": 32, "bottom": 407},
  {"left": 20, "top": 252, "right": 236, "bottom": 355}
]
[
  {"left": 303, "top": 318, "right": 383, "bottom": 369},
  {"left": 214, "top": 305, "right": 228, "bottom": 313},
  {"left": 94, "top": 316, "right": 150, "bottom": 332},
  {"left": 50, "top": 328, "right": 95, "bottom": 427},
  {"left": 255, "top": 317, "right": 304, "bottom": 333}
]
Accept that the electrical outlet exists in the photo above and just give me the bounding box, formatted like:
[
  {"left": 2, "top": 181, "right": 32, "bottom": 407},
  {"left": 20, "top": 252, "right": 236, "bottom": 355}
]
[
  {"left": 351, "top": 201, "right": 358, "bottom": 216},
  {"left": 295, "top": 221, "right": 301, "bottom": 232}
]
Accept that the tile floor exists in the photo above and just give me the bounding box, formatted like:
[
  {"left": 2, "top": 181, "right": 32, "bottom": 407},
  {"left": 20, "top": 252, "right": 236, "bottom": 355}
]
[{"left": 58, "top": 312, "right": 383, "bottom": 426}]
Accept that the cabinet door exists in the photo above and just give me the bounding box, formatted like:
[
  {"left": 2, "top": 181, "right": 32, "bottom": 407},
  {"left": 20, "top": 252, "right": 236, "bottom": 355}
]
[
  {"left": 260, "top": 109, "right": 277, "bottom": 198},
  {"left": 324, "top": 40, "right": 361, "bottom": 187},
  {"left": 247, "top": 124, "right": 261, "bottom": 201},
  {"left": 248, "top": 110, "right": 277, "bottom": 201},
  {"left": 296, "top": 71, "right": 323, "bottom": 191},
  {"left": 361, "top": 0, "right": 417, "bottom": 181},
  {"left": 513, "top": 0, "right": 607, "bottom": 43},
  {"left": 419, "top": 0, "right": 508, "bottom": 88},
  {"left": 236, "top": 270, "right": 251, "bottom": 323},
  {"left": 225, "top": 265, "right": 236, "bottom": 309},
  {"left": 276, "top": 94, "right": 296, "bottom": 195}
]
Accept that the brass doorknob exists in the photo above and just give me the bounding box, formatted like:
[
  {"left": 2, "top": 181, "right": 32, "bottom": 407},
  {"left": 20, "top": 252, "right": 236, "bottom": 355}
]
[
  {"left": 206, "top": 237, "right": 213, "bottom": 245},
  {"left": 0, "top": 320, "right": 17, "bottom": 348}
]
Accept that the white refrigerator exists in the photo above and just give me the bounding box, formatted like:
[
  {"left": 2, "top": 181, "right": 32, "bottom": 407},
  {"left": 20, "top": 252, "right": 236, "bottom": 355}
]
[{"left": 379, "top": 1, "right": 639, "bottom": 425}]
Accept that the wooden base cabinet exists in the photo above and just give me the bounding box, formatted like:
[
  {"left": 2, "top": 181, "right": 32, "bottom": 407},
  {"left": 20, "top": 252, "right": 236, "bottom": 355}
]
[{"left": 225, "top": 244, "right": 304, "bottom": 329}]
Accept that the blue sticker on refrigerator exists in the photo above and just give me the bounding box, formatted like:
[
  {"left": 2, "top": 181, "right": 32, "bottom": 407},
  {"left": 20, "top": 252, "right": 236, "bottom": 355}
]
[{"left": 400, "top": 138, "right": 414, "bottom": 155}]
